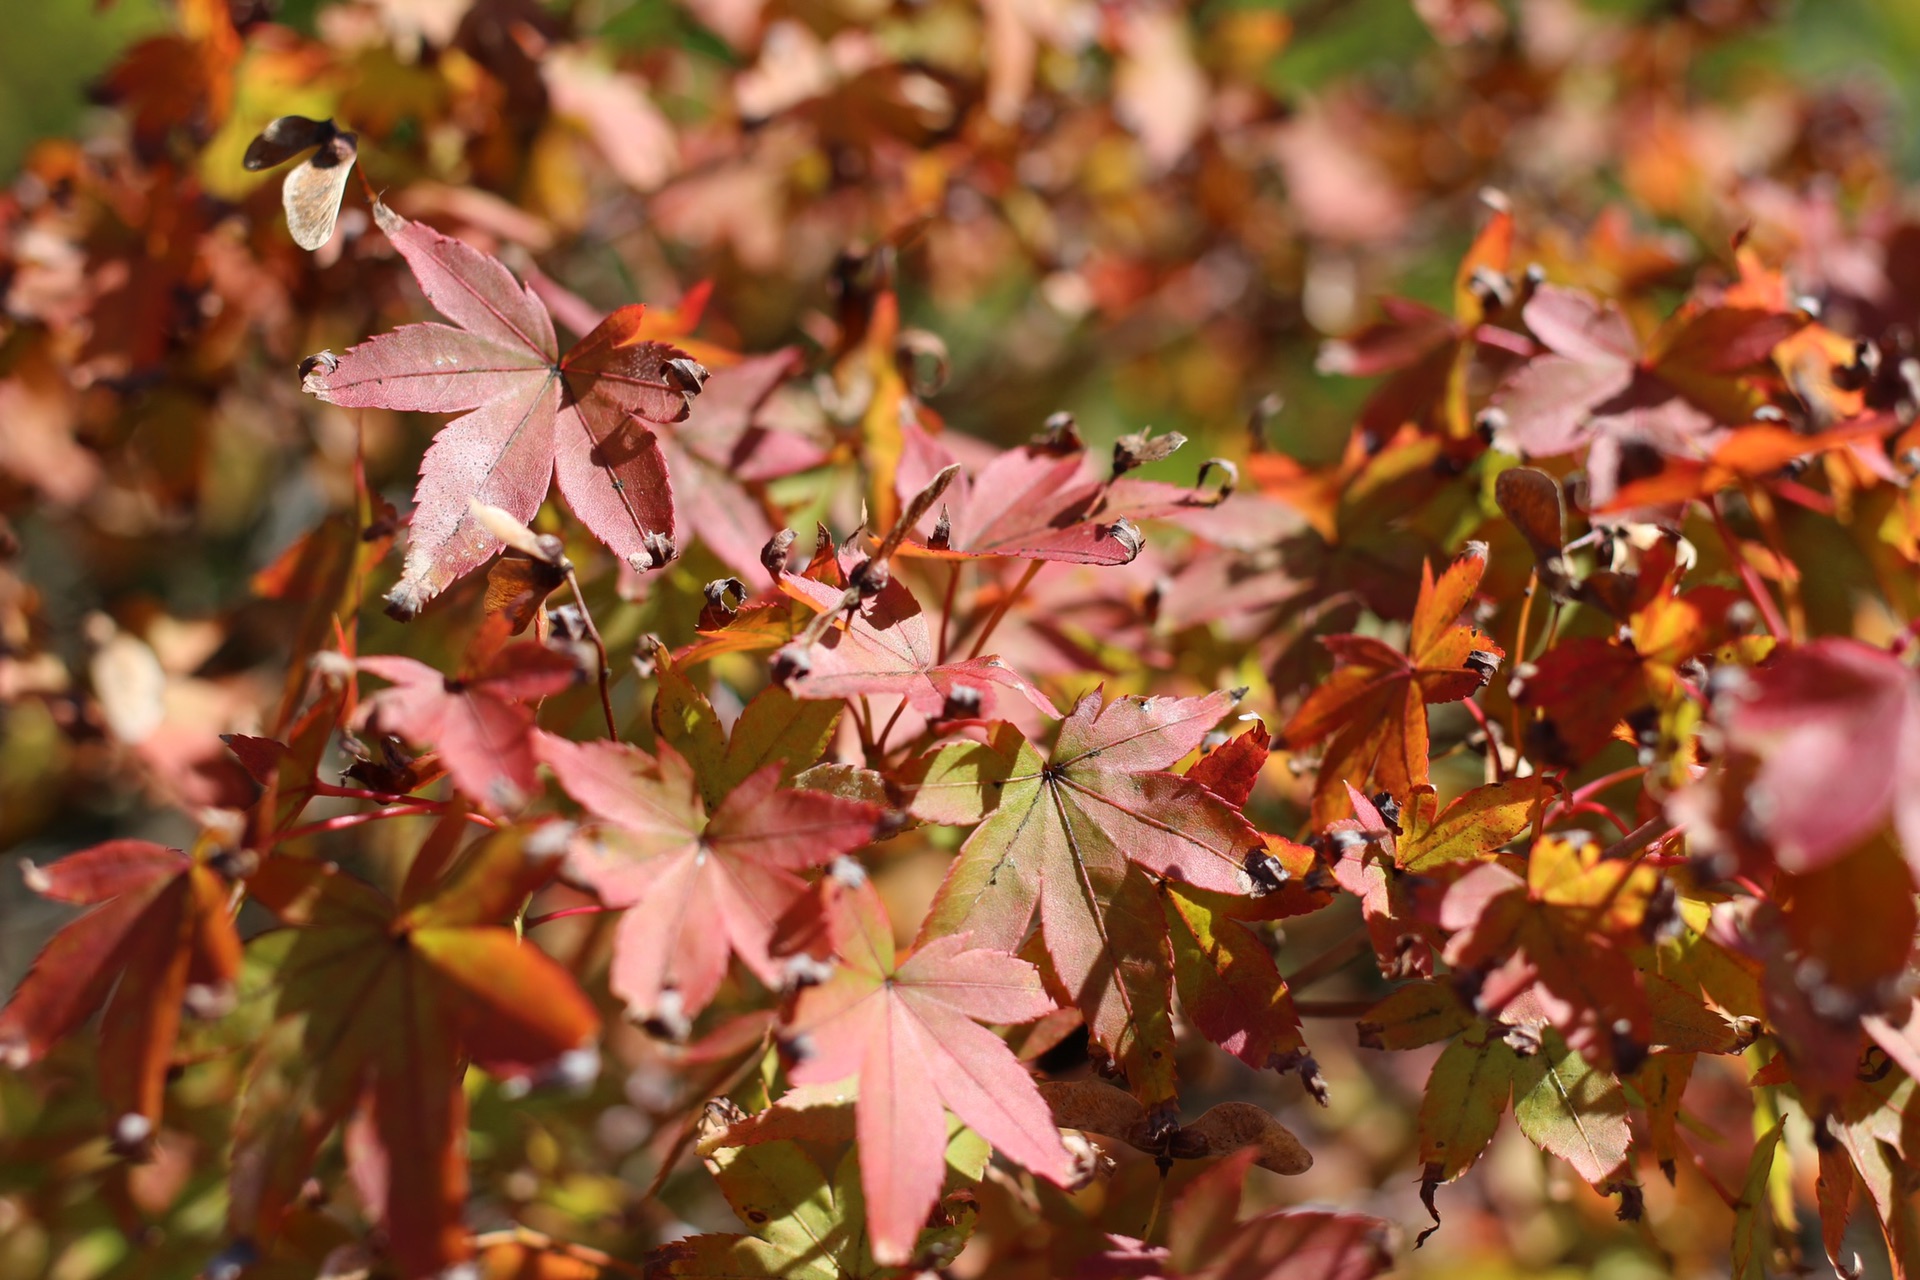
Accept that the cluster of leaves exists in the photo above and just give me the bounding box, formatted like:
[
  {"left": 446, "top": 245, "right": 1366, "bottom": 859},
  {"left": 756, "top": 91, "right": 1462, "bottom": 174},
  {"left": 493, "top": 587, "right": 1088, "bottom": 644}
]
[{"left": 3, "top": 1, "right": 1920, "bottom": 1279}]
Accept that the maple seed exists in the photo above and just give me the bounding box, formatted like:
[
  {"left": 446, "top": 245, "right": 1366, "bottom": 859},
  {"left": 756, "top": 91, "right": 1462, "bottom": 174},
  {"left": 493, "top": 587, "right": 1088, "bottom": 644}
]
[
  {"left": 1194, "top": 457, "right": 1238, "bottom": 506},
  {"left": 761, "top": 528, "right": 798, "bottom": 580},
  {"left": 1464, "top": 650, "right": 1501, "bottom": 685},
  {"left": 770, "top": 643, "right": 812, "bottom": 684},
  {"left": 111, "top": 1112, "right": 154, "bottom": 1159},
  {"left": 1034, "top": 411, "right": 1084, "bottom": 453},
  {"left": 849, "top": 557, "right": 890, "bottom": 597},
  {"left": 1244, "top": 847, "right": 1289, "bottom": 894},
  {"left": 939, "top": 685, "right": 983, "bottom": 721},
  {"left": 1112, "top": 427, "right": 1187, "bottom": 476},
  {"left": 1105, "top": 517, "right": 1145, "bottom": 561},
  {"left": 628, "top": 531, "right": 677, "bottom": 572},
  {"left": 664, "top": 357, "right": 711, "bottom": 394},
  {"left": 703, "top": 576, "right": 746, "bottom": 620}
]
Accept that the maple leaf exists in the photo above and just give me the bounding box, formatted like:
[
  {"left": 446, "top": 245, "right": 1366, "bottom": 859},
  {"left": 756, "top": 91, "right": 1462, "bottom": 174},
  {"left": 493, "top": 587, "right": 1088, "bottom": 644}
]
[
  {"left": 1706, "top": 638, "right": 1920, "bottom": 875},
  {"left": 1281, "top": 546, "right": 1503, "bottom": 825},
  {"left": 651, "top": 643, "right": 844, "bottom": 811},
  {"left": 540, "top": 734, "right": 884, "bottom": 1030},
  {"left": 1489, "top": 284, "right": 1802, "bottom": 504},
  {"left": 1509, "top": 1029, "right": 1633, "bottom": 1190},
  {"left": 1413, "top": 1032, "right": 1518, "bottom": 1242},
  {"left": 918, "top": 688, "right": 1272, "bottom": 1101},
  {"left": 1324, "top": 779, "right": 1555, "bottom": 977},
  {"left": 778, "top": 876, "right": 1073, "bottom": 1265},
  {"left": 1439, "top": 833, "right": 1660, "bottom": 1071},
  {"left": 654, "top": 1102, "right": 986, "bottom": 1279},
  {"left": 892, "top": 420, "right": 1290, "bottom": 565},
  {"left": 777, "top": 568, "right": 1059, "bottom": 722},
  {"left": 1083, "top": 1149, "right": 1389, "bottom": 1280},
  {"left": 0, "top": 841, "right": 242, "bottom": 1139},
  {"left": 234, "top": 833, "right": 600, "bottom": 1278},
  {"left": 1516, "top": 546, "right": 1743, "bottom": 766},
  {"left": 301, "top": 203, "right": 710, "bottom": 617},
  {"left": 357, "top": 636, "right": 582, "bottom": 811}
]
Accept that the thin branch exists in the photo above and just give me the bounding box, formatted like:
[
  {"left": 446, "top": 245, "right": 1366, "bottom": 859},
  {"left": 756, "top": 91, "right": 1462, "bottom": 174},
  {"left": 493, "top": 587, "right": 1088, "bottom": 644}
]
[
  {"left": 936, "top": 560, "right": 962, "bottom": 665},
  {"left": 1293, "top": 998, "right": 1375, "bottom": 1019},
  {"left": 966, "top": 559, "right": 1042, "bottom": 660},
  {"left": 272, "top": 804, "right": 493, "bottom": 845},
  {"left": 566, "top": 566, "right": 619, "bottom": 738},
  {"left": 524, "top": 903, "right": 619, "bottom": 929},
  {"left": 1283, "top": 929, "right": 1371, "bottom": 992},
  {"left": 1708, "top": 496, "right": 1789, "bottom": 641}
]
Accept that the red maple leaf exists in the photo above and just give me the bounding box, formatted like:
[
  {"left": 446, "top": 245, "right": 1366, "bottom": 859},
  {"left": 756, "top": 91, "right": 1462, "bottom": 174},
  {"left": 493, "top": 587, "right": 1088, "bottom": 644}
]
[
  {"left": 235, "top": 834, "right": 599, "bottom": 1278},
  {"left": 0, "top": 841, "right": 242, "bottom": 1138},
  {"left": 1490, "top": 284, "right": 1802, "bottom": 503},
  {"left": 776, "top": 567, "right": 1059, "bottom": 722},
  {"left": 539, "top": 734, "right": 885, "bottom": 1029},
  {"left": 1438, "top": 833, "right": 1661, "bottom": 1072},
  {"left": 1281, "top": 546, "right": 1503, "bottom": 824},
  {"left": 892, "top": 420, "right": 1290, "bottom": 565},
  {"left": 302, "top": 203, "right": 709, "bottom": 617},
  {"left": 1709, "top": 638, "right": 1920, "bottom": 874},
  {"left": 357, "top": 637, "right": 582, "bottom": 811},
  {"left": 779, "top": 874, "right": 1072, "bottom": 1265}
]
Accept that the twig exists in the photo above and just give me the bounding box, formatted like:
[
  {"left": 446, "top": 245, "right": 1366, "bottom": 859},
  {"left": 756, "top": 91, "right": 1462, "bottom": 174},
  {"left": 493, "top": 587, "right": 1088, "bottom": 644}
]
[
  {"left": 1708, "top": 496, "right": 1789, "bottom": 641},
  {"left": 966, "top": 559, "right": 1042, "bottom": 660},
  {"left": 1738, "top": 480, "right": 1807, "bottom": 642},
  {"left": 1459, "top": 696, "right": 1506, "bottom": 783},
  {"left": 1293, "top": 998, "right": 1375, "bottom": 1018},
  {"left": 271, "top": 804, "right": 493, "bottom": 845},
  {"left": 936, "top": 561, "right": 962, "bottom": 664},
  {"left": 566, "top": 567, "right": 619, "bottom": 738},
  {"left": 525, "top": 903, "right": 619, "bottom": 929},
  {"left": 1284, "top": 929, "right": 1370, "bottom": 992},
  {"left": 1599, "top": 816, "right": 1675, "bottom": 862},
  {"left": 1507, "top": 569, "right": 1538, "bottom": 772}
]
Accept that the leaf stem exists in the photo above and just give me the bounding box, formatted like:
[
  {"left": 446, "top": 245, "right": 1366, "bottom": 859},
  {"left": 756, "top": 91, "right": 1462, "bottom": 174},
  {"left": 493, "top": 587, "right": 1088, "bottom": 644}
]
[
  {"left": 566, "top": 566, "right": 619, "bottom": 738},
  {"left": 1738, "top": 480, "right": 1806, "bottom": 643},
  {"left": 1293, "top": 998, "right": 1375, "bottom": 1018},
  {"left": 271, "top": 804, "right": 493, "bottom": 845},
  {"left": 966, "top": 559, "right": 1041, "bottom": 660},
  {"left": 873, "top": 699, "right": 909, "bottom": 757},
  {"left": 1283, "top": 928, "right": 1370, "bottom": 991},
  {"left": 1708, "top": 496, "right": 1789, "bottom": 642},
  {"left": 1599, "top": 816, "right": 1675, "bottom": 862},
  {"left": 1559, "top": 765, "right": 1648, "bottom": 815},
  {"left": 936, "top": 560, "right": 961, "bottom": 664},
  {"left": 1459, "top": 696, "right": 1506, "bottom": 783},
  {"left": 1507, "top": 569, "right": 1537, "bottom": 771},
  {"left": 524, "top": 902, "right": 619, "bottom": 929}
]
